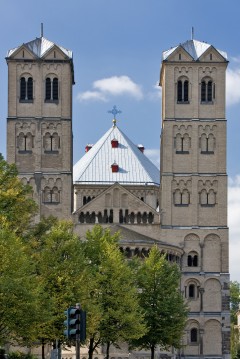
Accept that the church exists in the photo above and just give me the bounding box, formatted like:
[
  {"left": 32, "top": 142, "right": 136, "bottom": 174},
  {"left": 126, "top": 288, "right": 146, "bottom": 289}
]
[{"left": 6, "top": 34, "right": 230, "bottom": 359}]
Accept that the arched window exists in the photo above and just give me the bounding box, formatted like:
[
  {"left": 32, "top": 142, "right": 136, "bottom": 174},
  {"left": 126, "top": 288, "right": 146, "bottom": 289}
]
[
  {"left": 20, "top": 76, "right": 33, "bottom": 101},
  {"left": 187, "top": 253, "right": 198, "bottom": 267},
  {"left": 200, "top": 133, "right": 215, "bottom": 154},
  {"left": 200, "top": 189, "right": 216, "bottom": 206},
  {"left": 190, "top": 328, "right": 198, "bottom": 343},
  {"left": 174, "top": 189, "right": 190, "bottom": 206},
  {"left": 17, "top": 132, "right": 33, "bottom": 152},
  {"left": 45, "top": 76, "right": 59, "bottom": 101},
  {"left": 43, "top": 186, "right": 60, "bottom": 204},
  {"left": 189, "top": 284, "right": 195, "bottom": 298},
  {"left": 177, "top": 78, "right": 189, "bottom": 103},
  {"left": 43, "top": 132, "right": 60, "bottom": 152},
  {"left": 201, "top": 78, "right": 214, "bottom": 103},
  {"left": 175, "top": 133, "right": 190, "bottom": 154}
]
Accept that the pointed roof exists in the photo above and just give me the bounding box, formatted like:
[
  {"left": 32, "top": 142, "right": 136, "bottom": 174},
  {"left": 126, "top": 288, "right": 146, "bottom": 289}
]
[
  {"left": 73, "top": 124, "right": 160, "bottom": 185},
  {"left": 6, "top": 36, "right": 72, "bottom": 59},
  {"left": 162, "top": 39, "right": 227, "bottom": 61}
]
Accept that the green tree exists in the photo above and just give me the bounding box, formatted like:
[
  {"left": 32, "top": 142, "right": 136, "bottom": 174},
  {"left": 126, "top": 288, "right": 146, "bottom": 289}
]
[
  {"left": 230, "top": 281, "right": 240, "bottom": 324},
  {"left": 0, "top": 228, "right": 48, "bottom": 345},
  {"left": 26, "top": 219, "right": 87, "bottom": 345},
  {"left": 0, "top": 154, "right": 37, "bottom": 234},
  {"left": 81, "top": 225, "right": 146, "bottom": 359},
  {"left": 132, "top": 245, "right": 188, "bottom": 359}
]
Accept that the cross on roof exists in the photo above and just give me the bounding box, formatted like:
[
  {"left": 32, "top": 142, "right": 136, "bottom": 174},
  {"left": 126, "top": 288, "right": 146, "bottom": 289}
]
[{"left": 108, "top": 105, "right": 122, "bottom": 119}]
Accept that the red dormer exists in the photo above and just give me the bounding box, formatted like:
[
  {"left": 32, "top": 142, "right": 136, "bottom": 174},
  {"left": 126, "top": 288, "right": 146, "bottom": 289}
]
[
  {"left": 111, "top": 162, "right": 119, "bottom": 173},
  {"left": 111, "top": 139, "right": 118, "bottom": 148}
]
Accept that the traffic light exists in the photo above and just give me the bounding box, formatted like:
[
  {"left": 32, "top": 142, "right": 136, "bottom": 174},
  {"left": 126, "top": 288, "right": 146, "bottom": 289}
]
[
  {"left": 64, "top": 307, "right": 80, "bottom": 339},
  {"left": 80, "top": 309, "right": 86, "bottom": 342}
]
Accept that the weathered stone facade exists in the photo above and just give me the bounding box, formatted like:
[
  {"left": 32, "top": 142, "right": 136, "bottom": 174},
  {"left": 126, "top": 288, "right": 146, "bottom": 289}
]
[{"left": 6, "top": 37, "right": 230, "bottom": 359}]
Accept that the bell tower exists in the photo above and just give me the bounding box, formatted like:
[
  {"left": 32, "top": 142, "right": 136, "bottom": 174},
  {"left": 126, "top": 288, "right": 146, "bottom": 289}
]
[
  {"left": 6, "top": 34, "right": 74, "bottom": 220},
  {"left": 159, "top": 39, "right": 230, "bottom": 358}
]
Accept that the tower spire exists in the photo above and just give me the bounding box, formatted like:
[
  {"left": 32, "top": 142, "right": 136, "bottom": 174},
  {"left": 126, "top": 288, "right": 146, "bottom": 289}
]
[
  {"left": 41, "top": 23, "right": 43, "bottom": 37},
  {"left": 191, "top": 26, "right": 194, "bottom": 40}
]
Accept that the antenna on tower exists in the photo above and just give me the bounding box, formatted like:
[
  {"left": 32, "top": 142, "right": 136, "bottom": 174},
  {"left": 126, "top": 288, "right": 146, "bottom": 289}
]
[
  {"left": 41, "top": 23, "right": 43, "bottom": 37},
  {"left": 191, "top": 27, "right": 194, "bottom": 40}
]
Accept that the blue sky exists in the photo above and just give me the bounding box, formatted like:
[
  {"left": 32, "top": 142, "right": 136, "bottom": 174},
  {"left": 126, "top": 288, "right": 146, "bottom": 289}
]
[{"left": 0, "top": 0, "right": 240, "bottom": 281}]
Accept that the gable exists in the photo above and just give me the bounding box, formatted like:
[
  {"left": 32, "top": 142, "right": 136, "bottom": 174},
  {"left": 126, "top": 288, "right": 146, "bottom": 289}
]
[
  {"left": 8, "top": 45, "right": 36, "bottom": 60},
  {"left": 198, "top": 46, "right": 227, "bottom": 63},
  {"left": 166, "top": 45, "right": 193, "bottom": 62},
  {"left": 43, "top": 45, "right": 69, "bottom": 60},
  {"left": 73, "top": 182, "right": 160, "bottom": 226}
]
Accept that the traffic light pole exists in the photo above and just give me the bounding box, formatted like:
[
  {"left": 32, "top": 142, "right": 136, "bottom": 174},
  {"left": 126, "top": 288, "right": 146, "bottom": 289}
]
[{"left": 76, "top": 303, "right": 81, "bottom": 359}]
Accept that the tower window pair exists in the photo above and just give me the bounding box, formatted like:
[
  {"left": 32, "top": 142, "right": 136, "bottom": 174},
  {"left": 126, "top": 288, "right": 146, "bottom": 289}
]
[
  {"left": 45, "top": 77, "right": 59, "bottom": 102},
  {"left": 201, "top": 78, "right": 215, "bottom": 103},
  {"left": 177, "top": 79, "right": 189, "bottom": 103},
  {"left": 20, "top": 76, "right": 33, "bottom": 102}
]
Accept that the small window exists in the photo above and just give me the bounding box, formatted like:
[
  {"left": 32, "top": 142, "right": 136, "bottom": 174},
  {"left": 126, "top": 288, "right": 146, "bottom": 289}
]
[
  {"left": 190, "top": 328, "right": 198, "bottom": 343},
  {"left": 175, "top": 133, "right": 190, "bottom": 154},
  {"left": 200, "top": 133, "right": 215, "bottom": 154},
  {"left": 189, "top": 284, "right": 195, "bottom": 298},
  {"left": 187, "top": 254, "right": 198, "bottom": 267},
  {"left": 174, "top": 189, "right": 190, "bottom": 206},
  {"left": 200, "top": 189, "right": 216, "bottom": 207}
]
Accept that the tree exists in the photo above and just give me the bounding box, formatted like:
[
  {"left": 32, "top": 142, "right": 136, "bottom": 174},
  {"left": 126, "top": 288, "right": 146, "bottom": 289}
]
[
  {"left": 230, "top": 281, "right": 240, "bottom": 324},
  {"left": 230, "top": 281, "right": 240, "bottom": 359},
  {"left": 0, "top": 153, "right": 37, "bottom": 234},
  {"left": 0, "top": 228, "right": 48, "bottom": 345},
  {"left": 132, "top": 245, "right": 188, "bottom": 359},
  {"left": 26, "top": 218, "right": 87, "bottom": 345},
  {"left": 81, "top": 225, "right": 146, "bottom": 359}
]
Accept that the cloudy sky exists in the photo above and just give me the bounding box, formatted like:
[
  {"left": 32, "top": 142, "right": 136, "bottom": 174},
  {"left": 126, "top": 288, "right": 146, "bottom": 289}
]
[{"left": 0, "top": 0, "right": 239, "bottom": 281}]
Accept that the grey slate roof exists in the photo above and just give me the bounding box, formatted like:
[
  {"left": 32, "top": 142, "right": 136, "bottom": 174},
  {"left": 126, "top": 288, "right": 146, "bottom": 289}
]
[
  {"left": 163, "top": 39, "right": 227, "bottom": 61},
  {"left": 7, "top": 36, "right": 72, "bottom": 59},
  {"left": 73, "top": 124, "right": 160, "bottom": 185}
]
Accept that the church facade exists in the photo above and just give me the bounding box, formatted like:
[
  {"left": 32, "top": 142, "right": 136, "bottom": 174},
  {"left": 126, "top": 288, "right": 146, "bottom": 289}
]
[{"left": 6, "top": 35, "right": 230, "bottom": 359}]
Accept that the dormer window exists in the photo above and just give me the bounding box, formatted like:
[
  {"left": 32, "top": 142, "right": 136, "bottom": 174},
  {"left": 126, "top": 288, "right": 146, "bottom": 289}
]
[
  {"left": 111, "top": 139, "right": 118, "bottom": 148},
  {"left": 111, "top": 162, "right": 119, "bottom": 173}
]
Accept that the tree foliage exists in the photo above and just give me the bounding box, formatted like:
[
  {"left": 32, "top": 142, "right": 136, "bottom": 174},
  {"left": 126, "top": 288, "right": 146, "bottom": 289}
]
[
  {"left": 0, "top": 228, "right": 48, "bottom": 345},
  {"left": 230, "top": 281, "right": 240, "bottom": 324},
  {"left": 0, "top": 154, "right": 37, "bottom": 234},
  {"left": 132, "top": 246, "right": 188, "bottom": 359},
  {"left": 81, "top": 226, "right": 146, "bottom": 359}
]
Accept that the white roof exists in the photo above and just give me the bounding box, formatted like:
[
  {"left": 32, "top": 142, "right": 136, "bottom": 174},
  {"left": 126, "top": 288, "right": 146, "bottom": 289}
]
[
  {"left": 163, "top": 39, "right": 227, "bottom": 61},
  {"left": 7, "top": 36, "right": 72, "bottom": 59},
  {"left": 73, "top": 124, "right": 160, "bottom": 185}
]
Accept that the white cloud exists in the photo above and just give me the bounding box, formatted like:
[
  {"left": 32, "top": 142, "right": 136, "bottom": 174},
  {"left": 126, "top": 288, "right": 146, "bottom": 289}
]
[
  {"left": 77, "top": 75, "right": 143, "bottom": 102},
  {"left": 77, "top": 91, "right": 107, "bottom": 102},
  {"left": 228, "top": 176, "right": 240, "bottom": 282},
  {"left": 147, "top": 82, "right": 162, "bottom": 101},
  {"left": 226, "top": 67, "right": 240, "bottom": 106}
]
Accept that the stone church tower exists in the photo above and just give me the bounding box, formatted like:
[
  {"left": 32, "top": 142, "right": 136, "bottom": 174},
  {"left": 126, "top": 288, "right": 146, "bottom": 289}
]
[
  {"left": 6, "top": 35, "right": 74, "bottom": 220},
  {"left": 159, "top": 40, "right": 230, "bottom": 357}
]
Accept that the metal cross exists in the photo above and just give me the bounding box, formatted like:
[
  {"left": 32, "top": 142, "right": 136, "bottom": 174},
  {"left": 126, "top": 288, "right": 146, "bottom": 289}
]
[{"left": 108, "top": 105, "right": 122, "bottom": 119}]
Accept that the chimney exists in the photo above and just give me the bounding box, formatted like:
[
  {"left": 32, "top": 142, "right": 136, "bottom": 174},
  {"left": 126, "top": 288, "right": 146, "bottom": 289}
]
[
  {"left": 85, "top": 144, "right": 93, "bottom": 152},
  {"left": 138, "top": 144, "right": 145, "bottom": 153},
  {"left": 111, "top": 139, "right": 118, "bottom": 148},
  {"left": 111, "top": 162, "right": 119, "bottom": 173}
]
